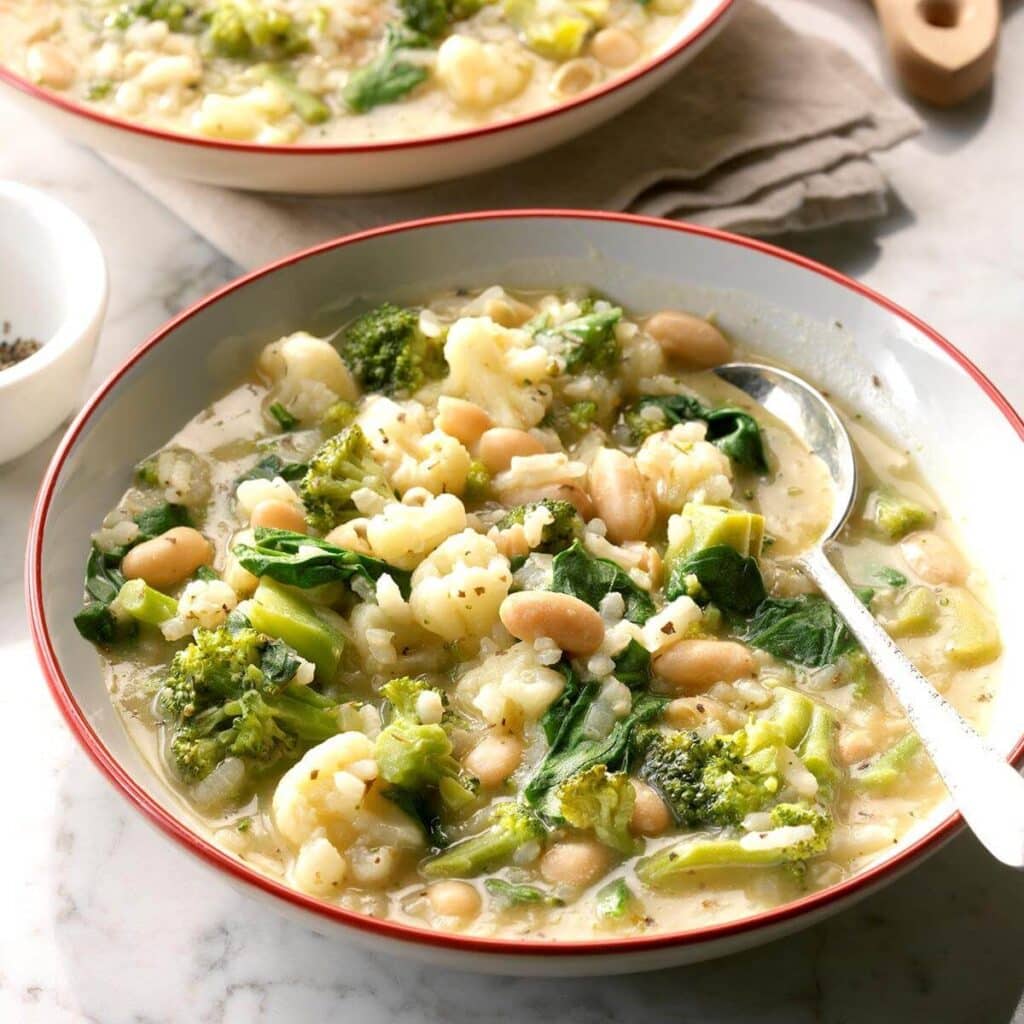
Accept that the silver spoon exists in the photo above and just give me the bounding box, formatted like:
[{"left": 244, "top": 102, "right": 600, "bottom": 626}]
[{"left": 714, "top": 362, "right": 1024, "bottom": 869}]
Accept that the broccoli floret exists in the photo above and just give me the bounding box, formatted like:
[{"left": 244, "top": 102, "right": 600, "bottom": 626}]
[
  {"left": 319, "top": 399, "right": 358, "bottom": 438},
  {"left": 497, "top": 499, "right": 582, "bottom": 554},
  {"left": 635, "top": 727, "right": 781, "bottom": 829},
  {"left": 338, "top": 301, "right": 444, "bottom": 394},
  {"left": 106, "top": 0, "right": 191, "bottom": 31},
  {"left": 299, "top": 424, "right": 394, "bottom": 534},
  {"left": 375, "top": 677, "right": 475, "bottom": 807},
  {"left": 553, "top": 765, "right": 638, "bottom": 855},
  {"left": 399, "top": 0, "right": 448, "bottom": 35},
  {"left": 868, "top": 490, "right": 933, "bottom": 540},
  {"left": 159, "top": 626, "right": 341, "bottom": 784},
  {"left": 342, "top": 27, "right": 430, "bottom": 113},
  {"left": 538, "top": 307, "right": 622, "bottom": 373},
  {"left": 204, "top": 1, "right": 308, "bottom": 59},
  {"left": 159, "top": 625, "right": 266, "bottom": 720},
  {"left": 422, "top": 802, "right": 545, "bottom": 878},
  {"left": 636, "top": 802, "right": 833, "bottom": 887}
]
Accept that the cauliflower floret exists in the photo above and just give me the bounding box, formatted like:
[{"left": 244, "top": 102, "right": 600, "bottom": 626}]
[
  {"left": 235, "top": 476, "right": 304, "bottom": 520},
  {"left": 493, "top": 452, "right": 587, "bottom": 501},
  {"left": 435, "top": 35, "right": 531, "bottom": 109},
  {"left": 443, "top": 317, "right": 554, "bottom": 429},
  {"left": 635, "top": 422, "right": 733, "bottom": 515},
  {"left": 159, "top": 578, "right": 240, "bottom": 640},
  {"left": 154, "top": 447, "right": 211, "bottom": 507},
  {"left": 363, "top": 491, "right": 467, "bottom": 570},
  {"left": 193, "top": 86, "right": 291, "bottom": 141},
  {"left": 348, "top": 574, "right": 449, "bottom": 675},
  {"left": 409, "top": 529, "right": 512, "bottom": 642},
  {"left": 258, "top": 331, "right": 358, "bottom": 426},
  {"left": 455, "top": 642, "right": 567, "bottom": 729},
  {"left": 272, "top": 732, "right": 422, "bottom": 898},
  {"left": 357, "top": 396, "right": 472, "bottom": 496}
]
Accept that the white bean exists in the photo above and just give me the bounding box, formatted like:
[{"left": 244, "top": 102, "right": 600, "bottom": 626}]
[
  {"left": 499, "top": 591, "right": 605, "bottom": 655},
  {"left": 463, "top": 733, "right": 523, "bottom": 788},
  {"left": 436, "top": 397, "right": 493, "bottom": 445},
  {"left": 26, "top": 42, "right": 75, "bottom": 90},
  {"left": 428, "top": 880, "right": 481, "bottom": 919},
  {"left": 539, "top": 840, "right": 611, "bottom": 887},
  {"left": 589, "top": 449, "right": 655, "bottom": 543},
  {"left": 900, "top": 530, "right": 967, "bottom": 585},
  {"left": 121, "top": 526, "right": 212, "bottom": 590},
  {"left": 653, "top": 639, "right": 756, "bottom": 694},
  {"left": 630, "top": 781, "right": 671, "bottom": 836},
  {"left": 590, "top": 28, "right": 641, "bottom": 68},
  {"left": 251, "top": 499, "right": 306, "bottom": 533},
  {"left": 645, "top": 310, "right": 732, "bottom": 368},
  {"left": 478, "top": 428, "right": 545, "bottom": 473}
]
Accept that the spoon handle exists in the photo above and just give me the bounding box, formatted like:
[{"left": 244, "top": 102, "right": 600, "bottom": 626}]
[{"left": 800, "top": 545, "right": 1024, "bottom": 869}]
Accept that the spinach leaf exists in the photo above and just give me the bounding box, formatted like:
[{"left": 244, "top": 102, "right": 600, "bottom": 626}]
[
  {"left": 259, "top": 638, "right": 302, "bottom": 687},
  {"left": 133, "top": 502, "right": 190, "bottom": 542},
  {"left": 612, "top": 639, "right": 652, "bottom": 690},
  {"left": 381, "top": 786, "right": 448, "bottom": 849},
  {"left": 233, "top": 527, "right": 411, "bottom": 595},
  {"left": 626, "top": 394, "right": 768, "bottom": 471},
  {"left": 666, "top": 544, "right": 766, "bottom": 614},
  {"left": 484, "top": 878, "right": 564, "bottom": 909},
  {"left": 539, "top": 661, "right": 584, "bottom": 746},
  {"left": 872, "top": 565, "right": 908, "bottom": 588},
  {"left": 743, "top": 595, "right": 855, "bottom": 667},
  {"left": 235, "top": 454, "right": 309, "bottom": 485},
  {"left": 524, "top": 684, "right": 665, "bottom": 805},
  {"left": 551, "top": 541, "right": 655, "bottom": 624},
  {"left": 74, "top": 546, "right": 134, "bottom": 644}
]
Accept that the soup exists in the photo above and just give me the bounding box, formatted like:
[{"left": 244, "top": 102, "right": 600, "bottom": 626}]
[
  {"left": 74, "top": 285, "right": 1001, "bottom": 940},
  {"left": 2, "top": 0, "right": 692, "bottom": 144}
]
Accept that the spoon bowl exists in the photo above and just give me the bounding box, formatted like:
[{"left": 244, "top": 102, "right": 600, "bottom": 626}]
[{"left": 716, "top": 361, "right": 1024, "bottom": 870}]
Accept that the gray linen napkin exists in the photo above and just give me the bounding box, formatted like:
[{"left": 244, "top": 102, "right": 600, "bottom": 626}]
[{"left": 110, "top": 0, "right": 920, "bottom": 270}]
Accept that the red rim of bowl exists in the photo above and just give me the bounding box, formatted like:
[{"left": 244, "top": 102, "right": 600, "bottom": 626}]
[
  {"left": 27, "top": 210, "right": 1024, "bottom": 959},
  {"left": 0, "top": 0, "right": 734, "bottom": 157}
]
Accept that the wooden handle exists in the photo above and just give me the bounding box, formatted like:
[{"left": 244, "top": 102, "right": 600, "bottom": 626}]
[{"left": 872, "top": 0, "right": 1000, "bottom": 106}]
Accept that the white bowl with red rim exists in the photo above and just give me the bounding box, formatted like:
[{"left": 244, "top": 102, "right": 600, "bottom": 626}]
[
  {"left": 0, "top": 0, "right": 736, "bottom": 194},
  {"left": 26, "top": 210, "right": 1024, "bottom": 974}
]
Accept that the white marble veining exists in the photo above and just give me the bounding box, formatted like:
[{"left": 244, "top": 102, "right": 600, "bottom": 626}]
[{"left": 1, "top": 0, "right": 1023, "bottom": 1019}]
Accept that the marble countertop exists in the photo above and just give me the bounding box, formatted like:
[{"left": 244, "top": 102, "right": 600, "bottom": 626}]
[{"left": 2, "top": 0, "right": 1023, "bottom": 1019}]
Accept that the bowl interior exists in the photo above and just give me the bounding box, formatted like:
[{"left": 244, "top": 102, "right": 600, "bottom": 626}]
[{"left": 33, "top": 214, "right": 1024, "bottom": 942}]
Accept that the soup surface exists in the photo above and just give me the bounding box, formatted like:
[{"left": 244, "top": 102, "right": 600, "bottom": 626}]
[
  {"left": 1, "top": 0, "right": 691, "bottom": 144},
  {"left": 74, "top": 285, "right": 1002, "bottom": 941}
]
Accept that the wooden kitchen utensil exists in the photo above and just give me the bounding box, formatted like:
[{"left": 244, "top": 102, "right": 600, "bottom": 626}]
[{"left": 872, "top": 0, "right": 1000, "bottom": 106}]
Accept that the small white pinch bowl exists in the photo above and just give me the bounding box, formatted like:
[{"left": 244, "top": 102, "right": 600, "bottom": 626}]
[
  {"left": 0, "top": 181, "right": 107, "bottom": 464},
  {"left": 27, "top": 211, "right": 1024, "bottom": 974}
]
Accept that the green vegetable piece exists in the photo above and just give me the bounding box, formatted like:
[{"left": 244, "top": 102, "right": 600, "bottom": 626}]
[
  {"left": 399, "top": 0, "right": 448, "bottom": 35},
  {"left": 796, "top": 704, "right": 840, "bottom": 802},
  {"left": 116, "top": 579, "right": 179, "bottom": 626},
  {"left": 665, "top": 545, "right": 766, "bottom": 614},
  {"left": 525, "top": 685, "right": 665, "bottom": 805},
  {"left": 623, "top": 395, "right": 768, "bottom": 471},
  {"left": 868, "top": 491, "right": 933, "bottom": 540},
  {"left": 497, "top": 499, "right": 582, "bottom": 555},
  {"left": 232, "top": 526, "right": 409, "bottom": 594},
  {"left": 541, "top": 307, "right": 623, "bottom": 372},
  {"left": 762, "top": 687, "right": 815, "bottom": 747},
  {"left": 299, "top": 424, "right": 395, "bottom": 533},
  {"left": 852, "top": 733, "right": 923, "bottom": 791},
  {"left": 75, "top": 546, "right": 135, "bottom": 645},
  {"left": 235, "top": 454, "right": 308, "bottom": 485},
  {"left": 204, "top": 1, "right": 309, "bottom": 60},
  {"left": 343, "top": 26, "right": 430, "bottom": 114},
  {"left": 502, "top": 0, "right": 593, "bottom": 59},
  {"left": 550, "top": 540, "right": 655, "bottom": 624},
  {"left": 463, "top": 459, "right": 492, "bottom": 504},
  {"left": 249, "top": 579, "right": 344, "bottom": 681},
  {"left": 375, "top": 677, "right": 475, "bottom": 806},
  {"left": 134, "top": 502, "right": 191, "bottom": 543},
  {"left": 485, "top": 878, "right": 564, "bottom": 908},
  {"left": 943, "top": 587, "right": 1002, "bottom": 667},
  {"left": 73, "top": 602, "right": 121, "bottom": 645},
  {"left": 268, "top": 401, "right": 298, "bottom": 430},
  {"left": 595, "top": 878, "right": 637, "bottom": 920},
  {"left": 872, "top": 565, "right": 908, "bottom": 588},
  {"left": 611, "top": 639, "right": 652, "bottom": 690},
  {"left": 422, "top": 803, "right": 545, "bottom": 878},
  {"left": 553, "top": 765, "right": 638, "bottom": 854},
  {"left": 261, "top": 66, "right": 331, "bottom": 124},
  {"left": 671, "top": 502, "right": 766, "bottom": 560},
  {"left": 882, "top": 585, "right": 940, "bottom": 639},
  {"left": 743, "top": 595, "right": 856, "bottom": 668},
  {"left": 106, "top": 0, "right": 191, "bottom": 31},
  {"left": 636, "top": 803, "right": 832, "bottom": 887},
  {"left": 319, "top": 400, "right": 358, "bottom": 437}
]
